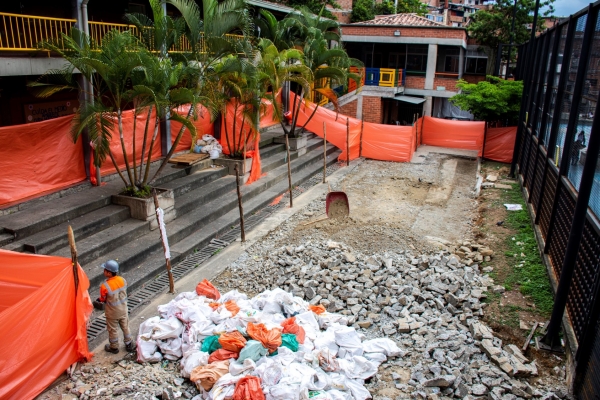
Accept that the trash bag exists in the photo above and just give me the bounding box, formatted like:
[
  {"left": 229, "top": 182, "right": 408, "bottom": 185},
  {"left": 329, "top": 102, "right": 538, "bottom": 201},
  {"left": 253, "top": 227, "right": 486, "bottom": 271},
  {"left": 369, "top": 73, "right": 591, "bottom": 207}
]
[
  {"left": 208, "top": 348, "right": 239, "bottom": 363},
  {"left": 281, "top": 334, "right": 299, "bottom": 352},
  {"left": 229, "top": 358, "right": 256, "bottom": 376},
  {"left": 151, "top": 317, "right": 184, "bottom": 340},
  {"left": 281, "top": 317, "right": 306, "bottom": 344},
  {"left": 190, "top": 360, "right": 230, "bottom": 391},
  {"left": 224, "top": 300, "right": 241, "bottom": 316},
  {"left": 247, "top": 323, "right": 282, "bottom": 354},
  {"left": 361, "top": 338, "right": 404, "bottom": 357},
  {"left": 202, "top": 335, "right": 223, "bottom": 353},
  {"left": 308, "top": 305, "right": 326, "bottom": 315},
  {"left": 181, "top": 349, "right": 209, "bottom": 378},
  {"left": 219, "top": 331, "right": 247, "bottom": 353},
  {"left": 238, "top": 340, "right": 268, "bottom": 362},
  {"left": 196, "top": 279, "right": 221, "bottom": 300},
  {"left": 232, "top": 376, "right": 266, "bottom": 400}
]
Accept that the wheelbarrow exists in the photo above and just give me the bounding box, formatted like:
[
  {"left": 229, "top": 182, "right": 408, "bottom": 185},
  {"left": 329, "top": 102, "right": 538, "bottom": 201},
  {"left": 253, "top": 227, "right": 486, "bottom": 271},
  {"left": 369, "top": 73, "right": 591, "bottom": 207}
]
[{"left": 326, "top": 183, "right": 350, "bottom": 219}]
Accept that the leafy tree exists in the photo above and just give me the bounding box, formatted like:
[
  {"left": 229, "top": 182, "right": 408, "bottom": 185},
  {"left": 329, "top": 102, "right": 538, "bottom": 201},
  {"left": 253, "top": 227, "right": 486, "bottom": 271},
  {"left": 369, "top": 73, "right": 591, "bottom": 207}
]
[
  {"left": 396, "top": 0, "right": 428, "bottom": 15},
  {"left": 374, "top": 0, "right": 395, "bottom": 15},
  {"left": 468, "top": 0, "right": 555, "bottom": 73},
  {"left": 285, "top": 0, "right": 340, "bottom": 19},
  {"left": 449, "top": 76, "right": 523, "bottom": 125},
  {"left": 350, "top": 0, "right": 374, "bottom": 23}
]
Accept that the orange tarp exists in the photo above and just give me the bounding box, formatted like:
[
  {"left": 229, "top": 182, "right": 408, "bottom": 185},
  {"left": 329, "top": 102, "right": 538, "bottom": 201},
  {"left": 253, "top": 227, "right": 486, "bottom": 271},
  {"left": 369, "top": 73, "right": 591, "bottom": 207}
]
[
  {"left": 361, "top": 122, "right": 416, "bottom": 163},
  {"left": 0, "top": 250, "right": 93, "bottom": 400},
  {"left": 484, "top": 126, "right": 517, "bottom": 163},
  {"left": 171, "top": 104, "right": 215, "bottom": 153},
  {"left": 91, "top": 108, "right": 162, "bottom": 179},
  {"left": 0, "top": 115, "right": 87, "bottom": 207},
  {"left": 420, "top": 116, "right": 485, "bottom": 156}
]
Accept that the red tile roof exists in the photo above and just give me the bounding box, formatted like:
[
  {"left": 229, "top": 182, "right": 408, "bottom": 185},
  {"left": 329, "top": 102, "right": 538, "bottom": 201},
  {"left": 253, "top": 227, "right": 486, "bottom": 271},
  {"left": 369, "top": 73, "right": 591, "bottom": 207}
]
[{"left": 350, "top": 13, "right": 446, "bottom": 26}]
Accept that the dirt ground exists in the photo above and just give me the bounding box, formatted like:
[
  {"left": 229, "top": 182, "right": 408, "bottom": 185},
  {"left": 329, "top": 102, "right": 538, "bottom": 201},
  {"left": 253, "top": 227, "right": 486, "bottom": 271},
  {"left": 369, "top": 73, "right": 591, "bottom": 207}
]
[{"left": 38, "top": 154, "right": 568, "bottom": 399}]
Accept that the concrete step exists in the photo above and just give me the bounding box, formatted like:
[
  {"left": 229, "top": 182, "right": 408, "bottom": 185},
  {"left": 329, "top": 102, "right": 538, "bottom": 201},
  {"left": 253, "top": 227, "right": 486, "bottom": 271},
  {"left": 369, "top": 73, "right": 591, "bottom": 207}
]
[
  {"left": 160, "top": 166, "right": 228, "bottom": 198},
  {"left": 88, "top": 147, "right": 341, "bottom": 300},
  {"left": 3, "top": 205, "right": 130, "bottom": 255},
  {"left": 83, "top": 143, "right": 338, "bottom": 290},
  {"left": 0, "top": 232, "right": 13, "bottom": 246},
  {"left": 175, "top": 176, "right": 237, "bottom": 216},
  {"left": 53, "top": 218, "right": 150, "bottom": 266}
]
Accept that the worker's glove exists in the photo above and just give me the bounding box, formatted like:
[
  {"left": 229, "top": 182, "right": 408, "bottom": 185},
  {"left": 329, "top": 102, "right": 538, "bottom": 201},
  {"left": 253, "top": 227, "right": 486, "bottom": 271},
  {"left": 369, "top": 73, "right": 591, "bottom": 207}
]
[{"left": 93, "top": 299, "right": 105, "bottom": 311}]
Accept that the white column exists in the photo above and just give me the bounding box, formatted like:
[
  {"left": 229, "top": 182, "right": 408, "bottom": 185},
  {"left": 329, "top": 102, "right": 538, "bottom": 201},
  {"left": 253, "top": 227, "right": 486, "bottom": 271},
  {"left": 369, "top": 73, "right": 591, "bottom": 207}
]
[
  {"left": 458, "top": 47, "right": 465, "bottom": 79},
  {"left": 425, "top": 44, "right": 438, "bottom": 90},
  {"left": 423, "top": 96, "right": 433, "bottom": 117}
]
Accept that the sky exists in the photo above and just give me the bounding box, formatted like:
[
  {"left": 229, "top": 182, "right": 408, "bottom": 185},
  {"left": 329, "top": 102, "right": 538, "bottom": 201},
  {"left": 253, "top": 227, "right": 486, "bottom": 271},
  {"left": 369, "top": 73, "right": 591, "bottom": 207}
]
[{"left": 546, "top": 0, "right": 588, "bottom": 17}]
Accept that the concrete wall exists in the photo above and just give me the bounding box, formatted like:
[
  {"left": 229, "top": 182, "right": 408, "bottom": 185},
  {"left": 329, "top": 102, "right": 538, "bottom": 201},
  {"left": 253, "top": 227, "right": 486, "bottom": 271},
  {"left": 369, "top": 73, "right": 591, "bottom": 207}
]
[{"left": 0, "top": 57, "right": 71, "bottom": 77}]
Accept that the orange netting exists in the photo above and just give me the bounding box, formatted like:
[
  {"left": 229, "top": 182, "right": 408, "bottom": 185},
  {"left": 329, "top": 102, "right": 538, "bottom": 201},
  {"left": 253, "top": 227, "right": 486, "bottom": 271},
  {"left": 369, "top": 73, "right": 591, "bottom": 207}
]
[
  {"left": 484, "top": 126, "right": 517, "bottom": 163},
  {"left": 420, "top": 116, "right": 485, "bottom": 156},
  {"left": 0, "top": 250, "right": 93, "bottom": 400},
  {"left": 0, "top": 115, "right": 87, "bottom": 207}
]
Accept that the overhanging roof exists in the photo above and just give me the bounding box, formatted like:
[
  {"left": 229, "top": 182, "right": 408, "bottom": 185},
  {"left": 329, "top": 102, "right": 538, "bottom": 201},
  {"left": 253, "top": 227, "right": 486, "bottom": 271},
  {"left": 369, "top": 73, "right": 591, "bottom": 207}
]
[{"left": 393, "top": 95, "right": 426, "bottom": 104}]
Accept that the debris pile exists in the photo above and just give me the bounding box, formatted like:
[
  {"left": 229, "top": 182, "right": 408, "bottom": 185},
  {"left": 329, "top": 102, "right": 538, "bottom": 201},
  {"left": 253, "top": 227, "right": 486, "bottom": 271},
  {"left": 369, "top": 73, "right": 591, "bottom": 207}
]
[
  {"left": 212, "top": 239, "right": 569, "bottom": 399},
  {"left": 136, "top": 279, "right": 404, "bottom": 399}
]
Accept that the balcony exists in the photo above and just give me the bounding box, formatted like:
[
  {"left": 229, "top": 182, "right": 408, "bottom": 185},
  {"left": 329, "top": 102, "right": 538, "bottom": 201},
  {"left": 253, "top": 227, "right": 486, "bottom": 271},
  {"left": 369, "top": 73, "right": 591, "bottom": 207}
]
[{"left": 0, "top": 12, "right": 242, "bottom": 53}]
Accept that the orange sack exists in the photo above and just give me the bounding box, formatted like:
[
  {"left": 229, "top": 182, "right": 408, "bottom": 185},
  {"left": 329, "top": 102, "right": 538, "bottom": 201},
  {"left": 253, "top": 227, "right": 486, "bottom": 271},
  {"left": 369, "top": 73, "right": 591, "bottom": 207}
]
[
  {"left": 281, "top": 317, "right": 306, "bottom": 344},
  {"left": 190, "top": 360, "right": 230, "bottom": 391},
  {"left": 247, "top": 323, "right": 282, "bottom": 354},
  {"left": 208, "top": 348, "right": 239, "bottom": 363},
  {"left": 219, "top": 331, "right": 247, "bottom": 353},
  {"left": 196, "top": 279, "right": 221, "bottom": 300},
  {"left": 233, "top": 376, "right": 266, "bottom": 400},
  {"left": 224, "top": 300, "right": 241, "bottom": 316},
  {"left": 309, "top": 304, "right": 326, "bottom": 315}
]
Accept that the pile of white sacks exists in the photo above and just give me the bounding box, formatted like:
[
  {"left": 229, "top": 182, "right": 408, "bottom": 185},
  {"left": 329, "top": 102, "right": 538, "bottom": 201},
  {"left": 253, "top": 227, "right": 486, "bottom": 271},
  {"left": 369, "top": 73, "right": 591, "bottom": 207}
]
[{"left": 136, "top": 282, "right": 403, "bottom": 400}]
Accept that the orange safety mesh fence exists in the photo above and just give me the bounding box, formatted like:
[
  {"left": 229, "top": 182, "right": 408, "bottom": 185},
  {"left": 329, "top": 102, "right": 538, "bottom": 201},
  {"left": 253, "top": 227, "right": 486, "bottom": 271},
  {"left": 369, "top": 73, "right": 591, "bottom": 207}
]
[
  {"left": 361, "top": 122, "right": 416, "bottom": 162},
  {"left": 0, "top": 115, "right": 87, "bottom": 207},
  {"left": 90, "top": 107, "right": 163, "bottom": 180},
  {"left": 484, "top": 126, "right": 517, "bottom": 163},
  {"left": 171, "top": 104, "right": 215, "bottom": 153},
  {"left": 259, "top": 97, "right": 279, "bottom": 129},
  {"left": 0, "top": 250, "right": 93, "bottom": 400},
  {"left": 420, "top": 116, "right": 485, "bottom": 156}
]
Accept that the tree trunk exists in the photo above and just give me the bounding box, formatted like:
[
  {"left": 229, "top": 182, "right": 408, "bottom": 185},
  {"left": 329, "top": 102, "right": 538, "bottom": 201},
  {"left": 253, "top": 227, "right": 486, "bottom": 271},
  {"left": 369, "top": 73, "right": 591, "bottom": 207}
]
[
  {"left": 138, "top": 106, "right": 154, "bottom": 184},
  {"left": 118, "top": 109, "right": 135, "bottom": 188},
  {"left": 143, "top": 115, "right": 161, "bottom": 185}
]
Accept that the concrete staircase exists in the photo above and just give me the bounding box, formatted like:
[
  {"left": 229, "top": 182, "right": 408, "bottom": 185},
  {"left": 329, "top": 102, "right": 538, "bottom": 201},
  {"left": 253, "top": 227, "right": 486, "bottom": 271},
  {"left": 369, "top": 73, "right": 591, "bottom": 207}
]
[{"left": 0, "top": 130, "right": 339, "bottom": 301}]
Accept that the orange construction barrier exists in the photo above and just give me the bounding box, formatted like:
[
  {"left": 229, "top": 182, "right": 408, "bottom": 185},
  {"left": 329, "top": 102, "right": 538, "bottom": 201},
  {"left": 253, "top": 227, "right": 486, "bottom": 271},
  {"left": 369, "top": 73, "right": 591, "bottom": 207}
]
[
  {"left": 0, "top": 115, "right": 87, "bottom": 207},
  {"left": 420, "top": 116, "right": 485, "bottom": 156},
  {"left": 171, "top": 104, "right": 215, "bottom": 153},
  {"left": 484, "top": 126, "right": 517, "bottom": 163},
  {"left": 0, "top": 250, "right": 93, "bottom": 400},
  {"left": 361, "top": 122, "right": 416, "bottom": 163}
]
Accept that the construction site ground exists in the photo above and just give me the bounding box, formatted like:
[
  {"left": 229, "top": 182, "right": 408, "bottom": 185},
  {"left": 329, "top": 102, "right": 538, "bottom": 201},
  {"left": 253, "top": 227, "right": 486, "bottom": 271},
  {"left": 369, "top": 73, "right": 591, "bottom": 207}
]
[{"left": 38, "top": 151, "right": 568, "bottom": 400}]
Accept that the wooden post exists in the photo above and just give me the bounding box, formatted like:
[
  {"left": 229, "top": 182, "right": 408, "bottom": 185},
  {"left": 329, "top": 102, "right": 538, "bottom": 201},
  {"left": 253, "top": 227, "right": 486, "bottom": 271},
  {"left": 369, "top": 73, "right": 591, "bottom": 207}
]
[
  {"left": 359, "top": 119, "right": 364, "bottom": 158},
  {"left": 346, "top": 118, "right": 350, "bottom": 167},
  {"left": 234, "top": 164, "right": 246, "bottom": 242},
  {"left": 68, "top": 226, "right": 79, "bottom": 296},
  {"left": 285, "top": 134, "right": 293, "bottom": 207},
  {"left": 153, "top": 189, "right": 174, "bottom": 293},
  {"left": 481, "top": 122, "right": 488, "bottom": 160},
  {"left": 323, "top": 122, "right": 327, "bottom": 184}
]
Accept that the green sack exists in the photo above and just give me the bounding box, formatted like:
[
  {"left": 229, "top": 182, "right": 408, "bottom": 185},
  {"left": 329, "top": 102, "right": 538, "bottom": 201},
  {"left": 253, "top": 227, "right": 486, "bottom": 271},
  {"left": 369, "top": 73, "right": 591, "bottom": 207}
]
[
  {"left": 201, "top": 335, "right": 222, "bottom": 353},
  {"left": 281, "top": 333, "right": 299, "bottom": 352},
  {"left": 238, "top": 340, "right": 268, "bottom": 362}
]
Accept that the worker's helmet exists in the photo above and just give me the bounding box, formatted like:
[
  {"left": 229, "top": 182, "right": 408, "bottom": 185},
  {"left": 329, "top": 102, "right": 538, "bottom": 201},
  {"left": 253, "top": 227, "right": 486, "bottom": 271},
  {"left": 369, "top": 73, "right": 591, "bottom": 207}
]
[{"left": 102, "top": 260, "right": 119, "bottom": 274}]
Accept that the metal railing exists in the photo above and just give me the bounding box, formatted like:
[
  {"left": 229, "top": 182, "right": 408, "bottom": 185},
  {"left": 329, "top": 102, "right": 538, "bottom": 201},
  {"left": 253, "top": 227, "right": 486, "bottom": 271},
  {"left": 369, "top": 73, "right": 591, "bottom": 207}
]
[
  {"left": 0, "top": 12, "right": 243, "bottom": 53},
  {"left": 512, "top": 2, "right": 600, "bottom": 398}
]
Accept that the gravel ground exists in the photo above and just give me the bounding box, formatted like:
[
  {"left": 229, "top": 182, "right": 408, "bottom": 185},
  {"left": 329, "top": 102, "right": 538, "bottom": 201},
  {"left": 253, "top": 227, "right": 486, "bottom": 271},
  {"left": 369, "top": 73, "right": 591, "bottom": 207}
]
[{"left": 39, "top": 154, "right": 570, "bottom": 400}]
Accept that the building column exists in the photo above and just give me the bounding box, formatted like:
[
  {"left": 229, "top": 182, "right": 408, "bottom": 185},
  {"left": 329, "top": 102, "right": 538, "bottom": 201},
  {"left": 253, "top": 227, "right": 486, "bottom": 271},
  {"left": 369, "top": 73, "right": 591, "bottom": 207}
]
[
  {"left": 357, "top": 95, "right": 364, "bottom": 120},
  {"left": 423, "top": 96, "right": 433, "bottom": 117},
  {"left": 425, "top": 44, "right": 438, "bottom": 90},
  {"left": 458, "top": 47, "right": 465, "bottom": 79}
]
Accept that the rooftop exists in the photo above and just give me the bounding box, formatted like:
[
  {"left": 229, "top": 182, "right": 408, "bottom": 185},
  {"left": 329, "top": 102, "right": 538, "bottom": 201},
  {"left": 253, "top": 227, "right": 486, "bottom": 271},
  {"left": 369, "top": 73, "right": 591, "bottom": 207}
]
[{"left": 349, "top": 13, "right": 446, "bottom": 27}]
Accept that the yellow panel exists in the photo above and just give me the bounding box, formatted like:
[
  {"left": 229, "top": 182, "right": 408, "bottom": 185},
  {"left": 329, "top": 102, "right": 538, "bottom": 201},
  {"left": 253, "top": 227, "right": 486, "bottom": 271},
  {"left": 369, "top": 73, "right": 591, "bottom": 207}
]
[{"left": 379, "top": 68, "right": 396, "bottom": 87}]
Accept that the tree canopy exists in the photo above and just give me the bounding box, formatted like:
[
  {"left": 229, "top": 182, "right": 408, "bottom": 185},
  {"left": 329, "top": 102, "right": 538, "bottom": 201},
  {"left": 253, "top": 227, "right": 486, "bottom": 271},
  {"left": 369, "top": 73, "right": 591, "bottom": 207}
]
[
  {"left": 467, "top": 0, "right": 555, "bottom": 72},
  {"left": 449, "top": 76, "right": 523, "bottom": 125},
  {"left": 351, "top": 0, "right": 428, "bottom": 23}
]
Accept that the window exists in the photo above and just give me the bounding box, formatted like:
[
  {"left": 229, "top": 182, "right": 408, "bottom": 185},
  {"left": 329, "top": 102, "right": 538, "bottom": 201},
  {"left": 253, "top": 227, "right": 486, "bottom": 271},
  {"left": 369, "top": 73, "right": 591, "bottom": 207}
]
[
  {"left": 465, "top": 57, "right": 487, "bottom": 74},
  {"left": 445, "top": 56, "right": 460, "bottom": 73},
  {"left": 406, "top": 45, "right": 428, "bottom": 74},
  {"left": 436, "top": 16, "right": 444, "bottom": 22}
]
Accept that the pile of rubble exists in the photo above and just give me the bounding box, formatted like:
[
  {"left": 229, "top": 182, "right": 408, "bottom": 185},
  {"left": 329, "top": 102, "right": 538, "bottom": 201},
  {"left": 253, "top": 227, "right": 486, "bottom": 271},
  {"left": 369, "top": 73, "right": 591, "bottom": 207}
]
[{"left": 214, "top": 238, "right": 569, "bottom": 399}]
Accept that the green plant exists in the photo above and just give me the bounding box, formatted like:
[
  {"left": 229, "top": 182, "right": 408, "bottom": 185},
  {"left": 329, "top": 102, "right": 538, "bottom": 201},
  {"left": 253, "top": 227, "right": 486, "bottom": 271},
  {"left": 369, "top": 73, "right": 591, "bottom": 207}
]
[
  {"left": 449, "top": 76, "right": 523, "bottom": 125},
  {"left": 351, "top": 0, "right": 374, "bottom": 23},
  {"left": 374, "top": 1, "right": 395, "bottom": 15},
  {"left": 395, "top": 0, "right": 428, "bottom": 15}
]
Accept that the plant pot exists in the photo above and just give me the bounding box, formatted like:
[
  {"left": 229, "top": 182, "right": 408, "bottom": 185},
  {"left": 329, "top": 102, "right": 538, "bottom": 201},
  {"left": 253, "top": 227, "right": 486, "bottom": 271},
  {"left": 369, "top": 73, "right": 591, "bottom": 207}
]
[
  {"left": 112, "top": 188, "right": 175, "bottom": 230},
  {"left": 214, "top": 157, "right": 253, "bottom": 175},
  {"left": 274, "top": 134, "right": 308, "bottom": 151}
]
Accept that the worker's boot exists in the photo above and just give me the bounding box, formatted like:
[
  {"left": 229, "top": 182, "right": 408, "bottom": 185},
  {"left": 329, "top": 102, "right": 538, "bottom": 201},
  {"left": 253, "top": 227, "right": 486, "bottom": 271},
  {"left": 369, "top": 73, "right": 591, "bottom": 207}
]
[
  {"left": 104, "top": 344, "right": 119, "bottom": 354},
  {"left": 125, "top": 341, "right": 137, "bottom": 352}
]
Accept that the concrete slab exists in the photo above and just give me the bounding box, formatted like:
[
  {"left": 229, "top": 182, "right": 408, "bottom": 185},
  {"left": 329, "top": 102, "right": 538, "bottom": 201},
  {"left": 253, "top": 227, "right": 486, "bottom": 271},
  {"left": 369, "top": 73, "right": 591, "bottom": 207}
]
[{"left": 411, "top": 145, "right": 479, "bottom": 164}]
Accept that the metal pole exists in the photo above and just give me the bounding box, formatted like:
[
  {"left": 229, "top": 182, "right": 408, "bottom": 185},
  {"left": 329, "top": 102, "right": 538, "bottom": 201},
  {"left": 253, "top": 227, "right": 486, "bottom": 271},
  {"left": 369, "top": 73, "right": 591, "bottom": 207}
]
[
  {"left": 506, "top": 0, "right": 518, "bottom": 78},
  {"left": 544, "top": 6, "right": 595, "bottom": 253},
  {"left": 541, "top": 85, "right": 600, "bottom": 350}
]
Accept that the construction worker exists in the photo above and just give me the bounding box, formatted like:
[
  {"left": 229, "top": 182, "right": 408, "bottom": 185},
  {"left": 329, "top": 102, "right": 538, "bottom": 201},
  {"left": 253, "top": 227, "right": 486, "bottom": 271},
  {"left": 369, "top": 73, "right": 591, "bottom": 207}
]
[{"left": 92, "top": 260, "right": 136, "bottom": 354}]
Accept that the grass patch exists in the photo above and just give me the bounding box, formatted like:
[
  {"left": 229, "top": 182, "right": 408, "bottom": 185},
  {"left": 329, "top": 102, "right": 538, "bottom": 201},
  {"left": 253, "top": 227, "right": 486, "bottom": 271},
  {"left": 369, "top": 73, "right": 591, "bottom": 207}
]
[{"left": 499, "top": 182, "right": 553, "bottom": 316}]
